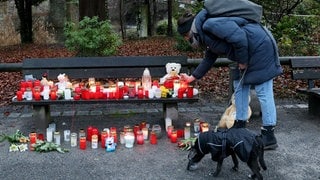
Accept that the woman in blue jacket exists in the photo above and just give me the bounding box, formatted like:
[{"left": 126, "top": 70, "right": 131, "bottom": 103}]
[{"left": 178, "top": 9, "right": 283, "bottom": 150}]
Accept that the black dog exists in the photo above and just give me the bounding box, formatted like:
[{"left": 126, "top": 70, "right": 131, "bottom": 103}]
[{"left": 187, "top": 128, "right": 267, "bottom": 180}]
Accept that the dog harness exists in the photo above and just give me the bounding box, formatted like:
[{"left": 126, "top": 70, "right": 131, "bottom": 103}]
[{"left": 198, "top": 128, "right": 257, "bottom": 162}]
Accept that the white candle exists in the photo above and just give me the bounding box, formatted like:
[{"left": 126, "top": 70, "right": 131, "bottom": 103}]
[
  {"left": 64, "top": 130, "right": 71, "bottom": 141},
  {"left": 124, "top": 133, "right": 135, "bottom": 148},
  {"left": 46, "top": 127, "right": 53, "bottom": 142},
  {"left": 142, "top": 127, "right": 148, "bottom": 140}
]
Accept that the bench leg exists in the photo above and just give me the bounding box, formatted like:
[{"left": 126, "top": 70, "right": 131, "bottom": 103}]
[
  {"left": 308, "top": 95, "right": 320, "bottom": 116},
  {"left": 163, "top": 103, "right": 179, "bottom": 121},
  {"left": 33, "top": 105, "right": 51, "bottom": 133}
]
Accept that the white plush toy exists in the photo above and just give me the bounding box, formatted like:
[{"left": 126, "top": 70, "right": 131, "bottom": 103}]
[
  {"left": 160, "top": 63, "right": 181, "bottom": 84},
  {"left": 55, "top": 73, "right": 68, "bottom": 90}
]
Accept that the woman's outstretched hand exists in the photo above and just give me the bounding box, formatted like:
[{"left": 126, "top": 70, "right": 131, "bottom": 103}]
[{"left": 180, "top": 73, "right": 196, "bottom": 83}]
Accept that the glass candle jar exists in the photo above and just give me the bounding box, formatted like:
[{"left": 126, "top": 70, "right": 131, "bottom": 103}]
[
  {"left": 184, "top": 122, "right": 191, "bottom": 139},
  {"left": 100, "top": 131, "right": 108, "bottom": 148},
  {"left": 64, "top": 130, "right": 71, "bottom": 142},
  {"left": 79, "top": 129, "right": 86, "bottom": 139},
  {"left": 16, "top": 91, "right": 23, "bottom": 101},
  {"left": 124, "top": 131, "right": 135, "bottom": 148},
  {"left": 70, "top": 133, "right": 77, "bottom": 147},
  {"left": 167, "top": 125, "right": 174, "bottom": 138},
  {"left": 136, "top": 130, "right": 144, "bottom": 145},
  {"left": 150, "top": 131, "right": 157, "bottom": 145},
  {"left": 25, "top": 88, "right": 33, "bottom": 100},
  {"left": 79, "top": 136, "right": 86, "bottom": 150},
  {"left": 86, "top": 126, "right": 93, "bottom": 141},
  {"left": 194, "top": 119, "right": 201, "bottom": 133},
  {"left": 120, "top": 131, "right": 125, "bottom": 144},
  {"left": 170, "top": 130, "right": 178, "bottom": 143},
  {"left": 54, "top": 131, "right": 61, "bottom": 145},
  {"left": 46, "top": 127, "right": 53, "bottom": 142},
  {"left": 91, "top": 135, "right": 98, "bottom": 149},
  {"left": 29, "top": 132, "right": 37, "bottom": 151},
  {"left": 187, "top": 85, "right": 194, "bottom": 98},
  {"left": 142, "top": 127, "right": 148, "bottom": 140},
  {"left": 128, "top": 85, "right": 135, "bottom": 98},
  {"left": 110, "top": 127, "right": 117, "bottom": 144},
  {"left": 151, "top": 124, "right": 162, "bottom": 139}
]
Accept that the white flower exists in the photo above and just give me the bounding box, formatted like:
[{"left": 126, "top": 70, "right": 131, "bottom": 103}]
[
  {"left": 18, "top": 144, "right": 28, "bottom": 152},
  {"left": 9, "top": 144, "right": 19, "bottom": 152}
]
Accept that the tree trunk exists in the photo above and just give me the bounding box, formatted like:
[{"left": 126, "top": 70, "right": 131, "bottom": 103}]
[
  {"left": 14, "top": 0, "right": 33, "bottom": 44},
  {"left": 167, "top": 0, "right": 173, "bottom": 36},
  {"left": 49, "top": 0, "right": 66, "bottom": 43},
  {"left": 79, "top": 0, "right": 106, "bottom": 21},
  {"left": 119, "top": 0, "right": 125, "bottom": 39}
]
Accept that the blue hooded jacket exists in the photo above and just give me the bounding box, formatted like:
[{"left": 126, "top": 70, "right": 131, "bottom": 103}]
[{"left": 191, "top": 9, "right": 283, "bottom": 85}]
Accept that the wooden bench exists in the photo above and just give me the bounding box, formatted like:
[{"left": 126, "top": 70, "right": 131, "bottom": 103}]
[
  {"left": 11, "top": 56, "right": 199, "bottom": 132},
  {"left": 290, "top": 57, "right": 320, "bottom": 116}
]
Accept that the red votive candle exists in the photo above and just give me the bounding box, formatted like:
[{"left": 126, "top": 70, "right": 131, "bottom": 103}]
[
  {"left": 100, "top": 131, "right": 108, "bottom": 148},
  {"left": 170, "top": 130, "right": 178, "bottom": 143},
  {"left": 137, "top": 86, "right": 144, "bottom": 99},
  {"left": 150, "top": 131, "right": 157, "bottom": 145},
  {"left": 177, "top": 129, "right": 184, "bottom": 138},
  {"left": 27, "top": 80, "right": 33, "bottom": 88},
  {"left": 34, "top": 91, "right": 41, "bottom": 101},
  {"left": 133, "top": 124, "right": 140, "bottom": 137},
  {"left": 187, "top": 85, "right": 194, "bottom": 98},
  {"left": 20, "top": 80, "right": 27, "bottom": 89},
  {"left": 110, "top": 127, "right": 117, "bottom": 143},
  {"left": 50, "top": 90, "right": 57, "bottom": 100},
  {"left": 167, "top": 125, "right": 174, "bottom": 138},
  {"left": 79, "top": 137, "right": 86, "bottom": 150},
  {"left": 16, "top": 91, "right": 23, "bottom": 101},
  {"left": 37, "top": 133, "right": 44, "bottom": 141},
  {"left": 29, "top": 132, "right": 37, "bottom": 151},
  {"left": 136, "top": 131, "right": 144, "bottom": 145},
  {"left": 87, "top": 126, "right": 93, "bottom": 141},
  {"left": 178, "top": 88, "right": 185, "bottom": 99},
  {"left": 140, "top": 121, "right": 147, "bottom": 130},
  {"left": 73, "top": 94, "right": 80, "bottom": 100},
  {"left": 34, "top": 80, "right": 41, "bottom": 87},
  {"left": 75, "top": 87, "right": 81, "bottom": 94}
]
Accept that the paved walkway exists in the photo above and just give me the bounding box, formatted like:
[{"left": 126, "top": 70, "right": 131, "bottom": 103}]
[{"left": 0, "top": 97, "right": 319, "bottom": 180}]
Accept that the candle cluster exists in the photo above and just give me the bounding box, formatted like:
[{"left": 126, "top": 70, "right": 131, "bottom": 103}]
[
  {"left": 15, "top": 70, "right": 198, "bottom": 101},
  {"left": 42, "top": 121, "right": 165, "bottom": 152}
]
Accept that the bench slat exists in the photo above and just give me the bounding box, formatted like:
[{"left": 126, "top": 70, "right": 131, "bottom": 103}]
[
  {"left": 12, "top": 98, "right": 199, "bottom": 105},
  {"left": 22, "top": 56, "right": 189, "bottom": 79},
  {"left": 290, "top": 58, "right": 320, "bottom": 68},
  {"left": 23, "top": 67, "right": 190, "bottom": 79},
  {"left": 23, "top": 56, "right": 188, "bottom": 68},
  {"left": 292, "top": 69, "right": 320, "bottom": 80}
]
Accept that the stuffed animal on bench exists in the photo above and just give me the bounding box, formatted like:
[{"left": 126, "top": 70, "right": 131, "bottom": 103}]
[
  {"left": 160, "top": 62, "right": 181, "bottom": 84},
  {"left": 218, "top": 94, "right": 252, "bottom": 129}
]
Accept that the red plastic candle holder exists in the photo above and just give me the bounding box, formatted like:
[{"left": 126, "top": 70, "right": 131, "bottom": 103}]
[{"left": 170, "top": 130, "right": 177, "bottom": 143}]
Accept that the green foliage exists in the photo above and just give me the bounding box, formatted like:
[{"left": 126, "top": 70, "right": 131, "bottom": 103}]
[
  {"left": 156, "top": 21, "right": 167, "bottom": 35},
  {"left": 174, "top": 35, "right": 193, "bottom": 52},
  {"left": 273, "top": 15, "right": 319, "bottom": 56},
  {"left": 64, "top": 16, "right": 122, "bottom": 57}
]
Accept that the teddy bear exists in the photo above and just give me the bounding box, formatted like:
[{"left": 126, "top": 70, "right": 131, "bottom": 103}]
[
  {"left": 160, "top": 62, "right": 181, "bottom": 84},
  {"left": 55, "top": 73, "right": 69, "bottom": 90},
  {"left": 218, "top": 94, "right": 252, "bottom": 129}
]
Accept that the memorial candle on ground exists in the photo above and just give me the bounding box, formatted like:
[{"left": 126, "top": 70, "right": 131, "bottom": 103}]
[
  {"left": 29, "top": 132, "right": 37, "bottom": 151},
  {"left": 80, "top": 137, "right": 86, "bottom": 150},
  {"left": 136, "top": 131, "right": 144, "bottom": 145},
  {"left": 150, "top": 131, "right": 157, "bottom": 145},
  {"left": 170, "top": 130, "right": 177, "bottom": 143}
]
